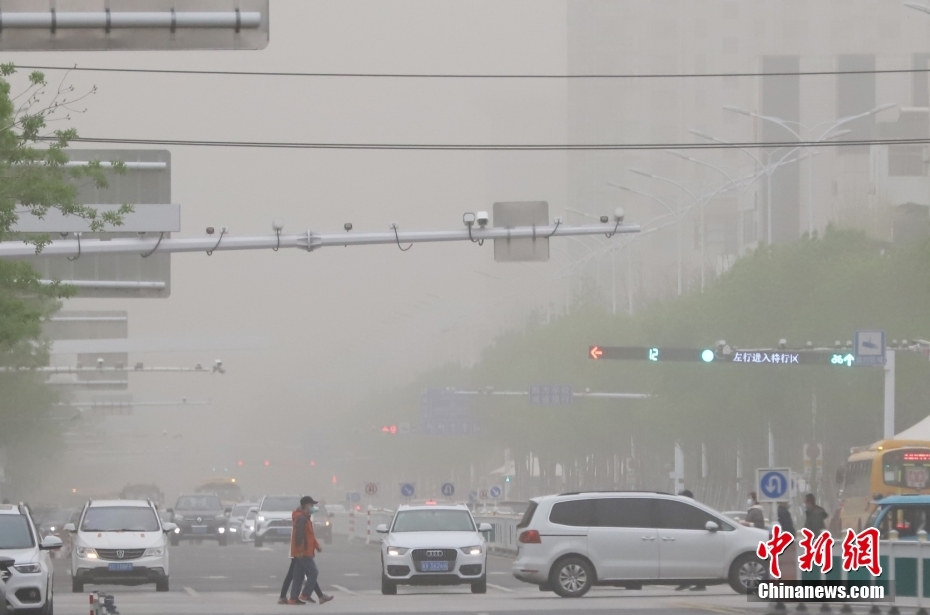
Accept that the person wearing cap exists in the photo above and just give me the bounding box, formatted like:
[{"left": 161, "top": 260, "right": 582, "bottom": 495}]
[{"left": 287, "top": 496, "right": 333, "bottom": 605}]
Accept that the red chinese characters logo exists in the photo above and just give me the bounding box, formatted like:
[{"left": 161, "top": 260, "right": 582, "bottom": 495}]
[
  {"left": 756, "top": 525, "right": 795, "bottom": 578},
  {"left": 798, "top": 529, "right": 835, "bottom": 574},
  {"left": 841, "top": 528, "right": 882, "bottom": 576}
]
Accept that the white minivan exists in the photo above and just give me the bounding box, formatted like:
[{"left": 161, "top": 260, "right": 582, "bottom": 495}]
[
  {"left": 66, "top": 500, "right": 175, "bottom": 593},
  {"left": 511, "top": 492, "right": 768, "bottom": 597}
]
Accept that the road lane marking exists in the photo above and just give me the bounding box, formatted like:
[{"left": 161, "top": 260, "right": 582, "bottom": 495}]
[
  {"left": 183, "top": 587, "right": 198, "bottom": 597},
  {"left": 487, "top": 583, "right": 514, "bottom": 593},
  {"left": 344, "top": 573, "right": 359, "bottom": 577},
  {"left": 331, "top": 584, "right": 356, "bottom": 595},
  {"left": 204, "top": 575, "right": 227, "bottom": 579},
  {"left": 252, "top": 585, "right": 271, "bottom": 589}
]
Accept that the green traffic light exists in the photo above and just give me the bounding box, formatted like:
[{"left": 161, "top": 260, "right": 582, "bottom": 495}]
[{"left": 701, "top": 349, "right": 715, "bottom": 363}]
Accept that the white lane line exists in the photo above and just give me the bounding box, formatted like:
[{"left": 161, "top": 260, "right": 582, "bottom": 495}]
[
  {"left": 487, "top": 583, "right": 514, "bottom": 593},
  {"left": 259, "top": 547, "right": 273, "bottom": 551},
  {"left": 343, "top": 573, "right": 359, "bottom": 577},
  {"left": 204, "top": 575, "right": 227, "bottom": 579},
  {"left": 183, "top": 587, "right": 198, "bottom": 597},
  {"left": 488, "top": 572, "right": 507, "bottom": 575},
  {"left": 331, "top": 584, "right": 356, "bottom": 595},
  {"left": 252, "top": 585, "right": 271, "bottom": 589}
]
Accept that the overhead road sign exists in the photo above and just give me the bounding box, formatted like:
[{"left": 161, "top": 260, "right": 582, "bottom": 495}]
[
  {"left": 0, "top": 220, "right": 641, "bottom": 260},
  {"left": 756, "top": 468, "right": 791, "bottom": 502},
  {"left": 855, "top": 330, "right": 886, "bottom": 366},
  {"left": 0, "top": 1, "right": 269, "bottom": 51},
  {"left": 589, "top": 345, "right": 870, "bottom": 367},
  {"left": 12, "top": 204, "right": 180, "bottom": 234}
]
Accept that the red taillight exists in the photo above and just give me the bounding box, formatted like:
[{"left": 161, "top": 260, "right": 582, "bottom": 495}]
[{"left": 519, "top": 529, "right": 541, "bottom": 544}]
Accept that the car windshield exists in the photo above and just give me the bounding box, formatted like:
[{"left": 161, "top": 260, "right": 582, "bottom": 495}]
[
  {"left": 261, "top": 497, "right": 300, "bottom": 512},
  {"left": 391, "top": 510, "right": 476, "bottom": 532},
  {"left": 175, "top": 496, "right": 223, "bottom": 511},
  {"left": 81, "top": 507, "right": 160, "bottom": 532},
  {"left": 0, "top": 515, "right": 35, "bottom": 549},
  {"left": 231, "top": 504, "right": 254, "bottom": 517}
]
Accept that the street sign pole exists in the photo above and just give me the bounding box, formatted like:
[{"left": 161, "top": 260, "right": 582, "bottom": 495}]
[{"left": 885, "top": 350, "right": 896, "bottom": 439}]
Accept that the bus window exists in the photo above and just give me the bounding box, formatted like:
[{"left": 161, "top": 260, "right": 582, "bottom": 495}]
[
  {"left": 882, "top": 449, "right": 930, "bottom": 489},
  {"left": 843, "top": 460, "right": 873, "bottom": 498}
]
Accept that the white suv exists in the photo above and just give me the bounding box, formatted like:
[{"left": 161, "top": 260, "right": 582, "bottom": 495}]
[
  {"left": 253, "top": 496, "right": 300, "bottom": 548},
  {"left": 66, "top": 500, "right": 175, "bottom": 593},
  {"left": 0, "top": 503, "right": 62, "bottom": 614},
  {"left": 511, "top": 492, "right": 768, "bottom": 597},
  {"left": 377, "top": 504, "right": 492, "bottom": 595}
]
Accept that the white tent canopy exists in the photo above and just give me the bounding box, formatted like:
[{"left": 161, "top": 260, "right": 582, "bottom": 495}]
[{"left": 894, "top": 414, "right": 930, "bottom": 441}]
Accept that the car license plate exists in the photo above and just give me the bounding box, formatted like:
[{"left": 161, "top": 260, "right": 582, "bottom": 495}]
[
  {"left": 108, "top": 563, "right": 133, "bottom": 572},
  {"left": 420, "top": 561, "right": 449, "bottom": 572},
  {"left": 191, "top": 526, "right": 208, "bottom": 534},
  {"left": 277, "top": 528, "right": 291, "bottom": 535}
]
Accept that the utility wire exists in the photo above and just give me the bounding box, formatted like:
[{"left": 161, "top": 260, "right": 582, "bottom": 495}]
[
  {"left": 44, "top": 136, "right": 930, "bottom": 152},
  {"left": 16, "top": 64, "right": 930, "bottom": 79}
]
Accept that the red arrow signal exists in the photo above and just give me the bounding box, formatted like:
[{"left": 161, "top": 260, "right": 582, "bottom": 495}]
[{"left": 590, "top": 346, "right": 604, "bottom": 360}]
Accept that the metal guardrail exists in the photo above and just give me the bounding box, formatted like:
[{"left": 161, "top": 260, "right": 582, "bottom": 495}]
[{"left": 474, "top": 514, "right": 522, "bottom": 556}]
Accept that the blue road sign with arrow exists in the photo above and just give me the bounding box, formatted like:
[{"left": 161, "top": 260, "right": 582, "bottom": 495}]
[
  {"left": 400, "top": 483, "right": 415, "bottom": 498},
  {"left": 489, "top": 485, "right": 502, "bottom": 499},
  {"left": 441, "top": 483, "right": 455, "bottom": 497},
  {"left": 756, "top": 468, "right": 790, "bottom": 502}
]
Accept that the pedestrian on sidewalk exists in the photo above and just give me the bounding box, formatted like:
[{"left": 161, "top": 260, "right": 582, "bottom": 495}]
[
  {"left": 287, "top": 496, "right": 333, "bottom": 605},
  {"left": 744, "top": 492, "right": 765, "bottom": 529},
  {"left": 802, "top": 493, "right": 829, "bottom": 535}
]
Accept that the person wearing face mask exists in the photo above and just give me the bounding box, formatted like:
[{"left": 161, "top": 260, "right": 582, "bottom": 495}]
[
  {"left": 286, "top": 496, "right": 334, "bottom": 605},
  {"left": 744, "top": 492, "right": 765, "bottom": 529}
]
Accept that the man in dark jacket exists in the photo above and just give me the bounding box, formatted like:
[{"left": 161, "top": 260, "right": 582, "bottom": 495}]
[{"left": 802, "top": 493, "right": 829, "bottom": 535}]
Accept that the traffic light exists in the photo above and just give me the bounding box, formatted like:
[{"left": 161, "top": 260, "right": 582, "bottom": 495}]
[
  {"left": 236, "top": 460, "right": 244, "bottom": 467},
  {"left": 381, "top": 424, "right": 398, "bottom": 435},
  {"left": 310, "top": 460, "right": 316, "bottom": 467},
  {"left": 332, "top": 475, "right": 338, "bottom": 485},
  {"left": 505, "top": 476, "right": 511, "bottom": 483},
  {"left": 263, "top": 460, "right": 271, "bottom": 467}
]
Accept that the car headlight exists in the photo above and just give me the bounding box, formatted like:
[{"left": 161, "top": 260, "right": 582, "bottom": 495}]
[
  {"left": 48, "top": 527, "right": 56, "bottom": 533},
  {"left": 386, "top": 547, "right": 408, "bottom": 556},
  {"left": 143, "top": 547, "right": 164, "bottom": 557},
  {"left": 218, "top": 527, "right": 226, "bottom": 533},
  {"left": 461, "top": 546, "right": 482, "bottom": 555},
  {"left": 229, "top": 527, "right": 238, "bottom": 532},
  {"left": 325, "top": 521, "right": 330, "bottom": 526},
  {"left": 76, "top": 547, "right": 98, "bottom": 559},
  {"left": 258, "top": 515, "right": 265, "bottom": 522},
  {"left": 14, "top": 564, "right": 41, "bottom": 574}
]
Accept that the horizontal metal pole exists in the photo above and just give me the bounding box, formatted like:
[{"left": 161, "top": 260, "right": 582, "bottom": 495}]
[
  {"left": 55, "top": 400, "right": 211, "bottom": 408},
  {"left": 0, "top": 11, "right": 261, "bottom": 29},
  {"left": 451, "top": 389, "right": 650, "bottom": 399},
  {"left": 0, "top": 223, "right": 640, "bottom": 259},
  {"left": 63, "top": 161, "right": 167, "bottom": 170},
  {"left": 40, "top": 280, "right": 166, "bottom": 290},
  {"left": 48, "top": 316, "right": 127, "bottom": 322},
  {"left": 0, "top": 366, "right": 220, "bottom": 373}
]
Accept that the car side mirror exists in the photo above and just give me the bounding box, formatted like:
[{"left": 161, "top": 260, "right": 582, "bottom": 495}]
[
  {"left": 249, "top": 507, "right": 259, "bottom": 514},
  {"left": 225, "top": 508, "right": 232, "bottom": 515},
  {"left": 63, "top": 523, "right": 76, "bottom": 533},
  {"left": 166, "top": 508, "right": 174, "bottom": 514},
  {"left": 40, "top": 536, "right": 63, "bottom": 550},
  {"left": 705, "top": 521, "right": 719, "bottom": 533},
  {"left": 478, "top": 523, "right": 492, "bottom": 533},
  {"left": 0, "top": 557, "right": 14, "bottom": 573},
  {"left": 376, "top": 524, "right": 389, "bottom": 534},
  {"left": 163, "top": 522, "right": 178, "bottom": 533}
]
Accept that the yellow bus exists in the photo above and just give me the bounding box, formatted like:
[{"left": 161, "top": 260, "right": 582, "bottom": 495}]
[
  {"left": 838, "top": 439, "right": 930, "bottom": 530},
  {"left": 195, "top": 477, "right": 243, "bottom": 508}
]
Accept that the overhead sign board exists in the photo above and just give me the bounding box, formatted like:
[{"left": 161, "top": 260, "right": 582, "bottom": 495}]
[
  {"left": 855, "top": 330, "right": 886, "bottom": 366},
  {"left": 0, "top": 0, "right": 269, "bottom": 51},
  {"left": 589, "top": 345, "right": 870, "bottom": 367},
  {"left": 493, "top": 201, "right": 550, "bottom": 262},
  {"left": 529, "top": 384, "right": 574, "bottom": 406}
]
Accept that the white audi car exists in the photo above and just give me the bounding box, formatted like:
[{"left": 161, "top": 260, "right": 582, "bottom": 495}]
[
  {"left": 377, "top": 504, "right": 491, "bottom": 595},
  {"left": 0, "top": 503, "right": 62, "bottom": 614}
]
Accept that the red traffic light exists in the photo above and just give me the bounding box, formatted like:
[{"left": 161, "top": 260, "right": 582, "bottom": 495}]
[
  {"left": 381, "top": 425, "right": 398, "bottom": 434},
  {"left": 236, "top": 460, "right": 244, "bottom": 467},
  {"left": 310, "top": 460, "right": 316, "bottom": 467},
  {"left": 332, "top": 475, "right": 338, "bottom": 484},
  {"left": 263, "top": 460, "right": 271, "bottom": 467}
]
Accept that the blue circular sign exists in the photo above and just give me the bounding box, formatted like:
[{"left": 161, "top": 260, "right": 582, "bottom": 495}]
[
  {"left": 400, "top": 483, "right": 415, "bottom": 498},
  {"left": 759, "top": 471, "right": 789, "bottom": 499},
  {"left": 349, "top": 492, "right": 361, "bottom": 503},
  {"left": 489, "top": 485, "right": 502, "bottom": 499},
  {"left": 441, "top": 482, "right": 455, "bottom": 497}
]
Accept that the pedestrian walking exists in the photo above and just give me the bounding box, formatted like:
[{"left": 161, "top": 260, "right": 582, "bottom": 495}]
[
  {"left": 744, "top": 492, "right": 765, "bottom": 529},
  {"left": 287, "top": 496, "right": 333, "bottom": 605},
  {"left": 278, "top": 558, "right": 328, "bottom": 604},
  {"left": 802, "top": 493, "right": 829, "bottom": 535}
]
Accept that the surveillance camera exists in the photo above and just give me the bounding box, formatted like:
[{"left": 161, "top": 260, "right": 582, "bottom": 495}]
[
  {"left": 206, "top": 227, "right": 215, "bottom": 235},
  {"left": 215, "top": 359, "right": 223, "bottom": 368},
  {"left": 600, "top": 215, "right": 609, "bottom": 224},
  {"left": 463, "top": 212, "right": 476, "bottom": 228},
  {"left": 476, "top": 211, "right": 490, "bottom": 227},
  {"left": 614, "top": 207, "right": 625, "bottom": 223},
  {"left": 554, "top": 216, "right": 563, "bottom": 225},
  {"left": 195, "top": 363, "right": 204, "bottom": 371},
  {"left": 272, "top": 219, "right": 284, "bottom": 232},
  {"left": 344, "top": 223, "right": 353, "bottom": 232},
  {"left": 60, "top": 232, "right": 69, "bottom": 239},
  {"left": 96, "top": 358, "right": 105, "bottom": 368},
  {"left": 778, "top": 338, "right": 787, "bottom": 349}
]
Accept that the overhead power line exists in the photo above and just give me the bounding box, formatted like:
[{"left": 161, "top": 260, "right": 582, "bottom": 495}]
[
  {"left": 47, "top": 136, "right": 930, "bottom": 152},
  {"left": 16, "top": 64, "right": 930, "bottom": 79}
]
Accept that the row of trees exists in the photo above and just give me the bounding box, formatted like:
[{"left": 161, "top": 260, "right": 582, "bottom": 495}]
[{"left": 341, "top": 227, "right": 930, "bottom": 508}]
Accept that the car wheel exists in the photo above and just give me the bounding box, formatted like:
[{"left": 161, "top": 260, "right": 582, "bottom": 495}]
[
  {"left": 471, "top": 576, "right": 487, "bottom": 594},
  {"left": 728, "top": 552, "right": 766, "bottom": 594},
  {"left": 156, "top": 579, "right": 169, "bottom": 592},
  {"left": 254, "top": 537, "right": 263, "bottom": 548},
  {"left": 71, "top": 579, "right": 83, "bottom": 594},
  {"left": 549, "top": 556, "right": 594, "bottom": 598},
  {"left": 381, "top": 574, "right": 397, "bottom": 595}
]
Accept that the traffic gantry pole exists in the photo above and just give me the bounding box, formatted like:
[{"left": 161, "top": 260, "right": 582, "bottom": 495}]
[
  {"left": 0, "top": 222, "right": 641, "bottom": 259},
  {"left": 0, "top": 11, "right": 262, "bottom": 30}
]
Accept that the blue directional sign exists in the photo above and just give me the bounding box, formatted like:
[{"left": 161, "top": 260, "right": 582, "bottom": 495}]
[
  {"left": 400, "top": 483, "right": 415, "bottom": 498},
  {"left": 468, "top": 491, "right": 478, "bottom": 503},
  {"left": 488, "top": 485, "right": 502, "bottom": 499},
  {"left": 756, "top": 468, "right": 791, "bottom": 502},
  {"left": 349, "top": 492, "right": 361, "bottom": 503},
  {"left": 441, "top": 482, "right": 455, "bottom": 497},
  {"left": 420, "top": 389, "right": 481, "bottom": 436},
  {"left": 855, "top": 330, "right": 886, "bottom": 366}
]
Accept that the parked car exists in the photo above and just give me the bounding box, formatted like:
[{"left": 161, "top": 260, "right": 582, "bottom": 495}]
[
  {"left": 0, "top": 502, "right": 62, "bottom": 613},
  {"left": 511, "top": 491, "right": 768, "bottom": 597},
  {"left": 67, "top": 499, "right": 175, "bottom": 593}
]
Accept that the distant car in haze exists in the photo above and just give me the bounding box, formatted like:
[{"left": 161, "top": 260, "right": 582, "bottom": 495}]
[{"left": 227, "top": 503, "right": 257, "bottom": 543}]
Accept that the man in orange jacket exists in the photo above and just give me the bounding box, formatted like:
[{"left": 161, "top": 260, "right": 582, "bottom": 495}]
[{"left": 287, "top": 496, "right": 333, "bottom": 605}]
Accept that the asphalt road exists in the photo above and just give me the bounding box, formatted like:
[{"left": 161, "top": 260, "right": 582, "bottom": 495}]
[{"left": 50, "top": 538, "right": 766, "bottom": 614}]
